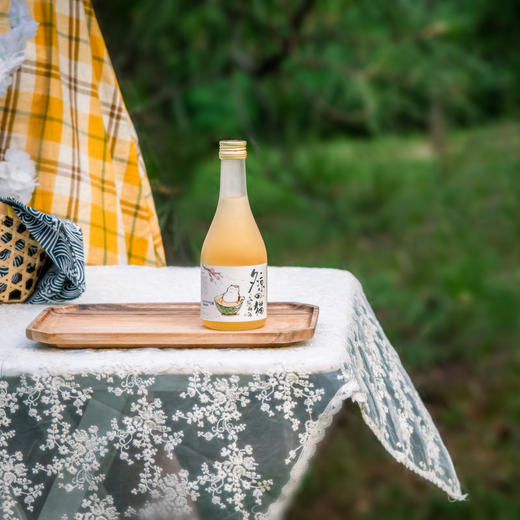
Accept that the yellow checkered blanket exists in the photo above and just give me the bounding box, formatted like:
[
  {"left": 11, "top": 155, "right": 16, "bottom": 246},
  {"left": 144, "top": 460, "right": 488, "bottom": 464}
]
[{"left": 0, "top": 0, "right": 165, "bottom": 265}]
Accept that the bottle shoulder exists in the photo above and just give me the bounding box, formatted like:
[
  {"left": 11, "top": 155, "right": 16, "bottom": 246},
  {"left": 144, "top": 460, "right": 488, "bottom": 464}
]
[
  {"left": 201, "top": 197, "right": 267, "bottom": 266},
  {"left": 201, "top": 230, "right": 267, "bottom": 265}
]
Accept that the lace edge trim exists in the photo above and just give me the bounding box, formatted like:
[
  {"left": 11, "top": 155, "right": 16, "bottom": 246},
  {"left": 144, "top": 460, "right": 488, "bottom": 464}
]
[
  {"left": 359, "top": 406, "right": 467, "bottom": 501},
  {"left": 349, "top": 284, "right": 467, "bottom": 502},
  {"left": 265, "top": 379, "right": 360, "bottom": 519}
]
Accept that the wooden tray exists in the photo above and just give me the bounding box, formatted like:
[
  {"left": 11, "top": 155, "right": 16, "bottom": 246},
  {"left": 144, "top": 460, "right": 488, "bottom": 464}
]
[{"left": 26, "top": 302, "right": 319, "bottom": 348}]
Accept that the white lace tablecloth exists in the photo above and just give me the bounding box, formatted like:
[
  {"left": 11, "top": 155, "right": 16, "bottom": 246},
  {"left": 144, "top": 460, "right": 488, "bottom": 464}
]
[{"left": 0, "top": 266, "right": 465, "bottom": 519}]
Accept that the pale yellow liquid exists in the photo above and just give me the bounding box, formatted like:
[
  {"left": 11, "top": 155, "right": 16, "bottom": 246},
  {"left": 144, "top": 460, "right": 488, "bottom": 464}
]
[{"left": 201, "top": 196, "right": 267, "bottom": 330}]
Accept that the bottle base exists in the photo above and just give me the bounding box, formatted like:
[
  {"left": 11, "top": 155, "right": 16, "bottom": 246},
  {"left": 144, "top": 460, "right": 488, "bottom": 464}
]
[{"left": 202, "top": 318, "right": 267, "bottom": 331}]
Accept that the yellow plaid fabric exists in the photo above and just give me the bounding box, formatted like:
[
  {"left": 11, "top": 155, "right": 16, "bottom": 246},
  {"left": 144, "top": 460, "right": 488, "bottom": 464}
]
[{"left": 0, "top": 0, "right": 165, "bottom": 265}]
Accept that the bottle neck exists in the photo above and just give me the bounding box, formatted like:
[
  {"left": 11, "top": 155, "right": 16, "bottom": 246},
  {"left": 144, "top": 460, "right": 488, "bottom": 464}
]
[{"left": 219, "top": 159, "right": 247, "bottom": 199}]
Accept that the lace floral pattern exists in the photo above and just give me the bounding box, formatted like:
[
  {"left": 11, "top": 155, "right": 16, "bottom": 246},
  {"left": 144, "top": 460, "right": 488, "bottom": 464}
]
[
  {"left": 346, "top": 292, "right": 466, "bottom": 500},
  {"left": 1, "top": 371, "right": 338, "bottom": 519},
  {"left": 0, "top": 380, "right": 44, "bottom": 516},
  {"left": 0, "top": 281, "right": 465, "bottom": 519}
]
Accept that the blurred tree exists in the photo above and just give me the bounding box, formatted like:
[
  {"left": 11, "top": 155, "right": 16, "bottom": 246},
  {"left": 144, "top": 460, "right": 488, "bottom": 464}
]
[{"left": 94, "top": 0, "right": 518, "bottom": 158}]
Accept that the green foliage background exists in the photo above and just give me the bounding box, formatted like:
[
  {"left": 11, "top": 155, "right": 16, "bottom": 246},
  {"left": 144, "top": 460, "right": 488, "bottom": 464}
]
[{"left": 93, "top": 1, "right": 519, "bottom": 518}]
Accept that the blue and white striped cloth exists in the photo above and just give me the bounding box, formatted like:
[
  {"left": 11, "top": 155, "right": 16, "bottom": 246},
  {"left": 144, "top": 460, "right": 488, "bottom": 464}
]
[{"left": 1, "top": 196, "right": 85, "bottom": 303}]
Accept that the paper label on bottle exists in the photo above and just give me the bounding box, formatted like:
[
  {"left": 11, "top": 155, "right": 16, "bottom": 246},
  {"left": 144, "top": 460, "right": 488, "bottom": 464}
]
[{"left": 201, "top": 264, "right": 267, "bottom": 322}]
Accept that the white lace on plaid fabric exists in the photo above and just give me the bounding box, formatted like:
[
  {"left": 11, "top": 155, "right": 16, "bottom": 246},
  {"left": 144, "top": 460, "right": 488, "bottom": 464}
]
[{"left": 0, "top": 0, "right": 38, "bottom": 97}]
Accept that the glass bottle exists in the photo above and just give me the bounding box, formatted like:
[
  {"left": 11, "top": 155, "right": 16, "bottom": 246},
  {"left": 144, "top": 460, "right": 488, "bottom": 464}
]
[{"left": 200, "top": 140, "right": 267, "bottom": 330}]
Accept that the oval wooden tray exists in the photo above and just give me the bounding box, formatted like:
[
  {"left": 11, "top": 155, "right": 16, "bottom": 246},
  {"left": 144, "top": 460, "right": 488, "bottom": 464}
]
[{"left": 26, "top": 302, "right": 319, "bottom": 348}]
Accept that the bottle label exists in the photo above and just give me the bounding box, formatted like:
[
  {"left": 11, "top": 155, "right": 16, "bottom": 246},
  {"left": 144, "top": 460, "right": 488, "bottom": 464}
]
[{"left": 201, "top": 263, "right": 267, "bottom": 322}]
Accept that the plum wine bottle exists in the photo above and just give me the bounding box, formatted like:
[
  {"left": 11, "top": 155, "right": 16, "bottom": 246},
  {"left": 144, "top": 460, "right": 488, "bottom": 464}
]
[{"left": 200, "top": 140, "right": 267, "bottom": 330}]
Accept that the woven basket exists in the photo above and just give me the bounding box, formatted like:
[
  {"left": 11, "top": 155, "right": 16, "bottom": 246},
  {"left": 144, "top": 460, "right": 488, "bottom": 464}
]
[{"left": 0, "top": 202, "right": 47, "bottom": 303}]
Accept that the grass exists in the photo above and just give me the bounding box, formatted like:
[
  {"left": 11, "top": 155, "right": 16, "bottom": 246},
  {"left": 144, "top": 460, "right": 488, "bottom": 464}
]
[{"left": 159, "top": 122, "right": 519, "bottom": 518}]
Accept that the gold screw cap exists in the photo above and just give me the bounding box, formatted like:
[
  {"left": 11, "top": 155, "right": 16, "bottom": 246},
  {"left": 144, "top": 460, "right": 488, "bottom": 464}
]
[{"left": 219, "top": 140, "right": 247, "bottom": 160}]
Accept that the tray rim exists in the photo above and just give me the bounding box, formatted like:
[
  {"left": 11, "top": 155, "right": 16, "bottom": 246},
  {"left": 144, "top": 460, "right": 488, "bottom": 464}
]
[{"left": 26, "top": 301, "right": 319, "bottom": 348}]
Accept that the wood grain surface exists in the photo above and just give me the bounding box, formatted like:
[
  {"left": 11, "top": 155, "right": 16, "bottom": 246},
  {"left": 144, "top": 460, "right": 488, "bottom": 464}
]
[{"left": 26, "top": 302, "right": 319, "bottom": 348}]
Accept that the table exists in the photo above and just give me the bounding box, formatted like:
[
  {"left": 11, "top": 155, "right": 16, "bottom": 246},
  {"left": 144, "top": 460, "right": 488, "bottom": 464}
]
[{"left": 1, "top": 266, "right": 465, "bottom": 519}]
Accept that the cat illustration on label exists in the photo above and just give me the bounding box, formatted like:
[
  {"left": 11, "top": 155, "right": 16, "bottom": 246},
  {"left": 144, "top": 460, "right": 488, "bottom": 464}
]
[{"left": 214, "top": 284, "right": 245, "bottom": 315}]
